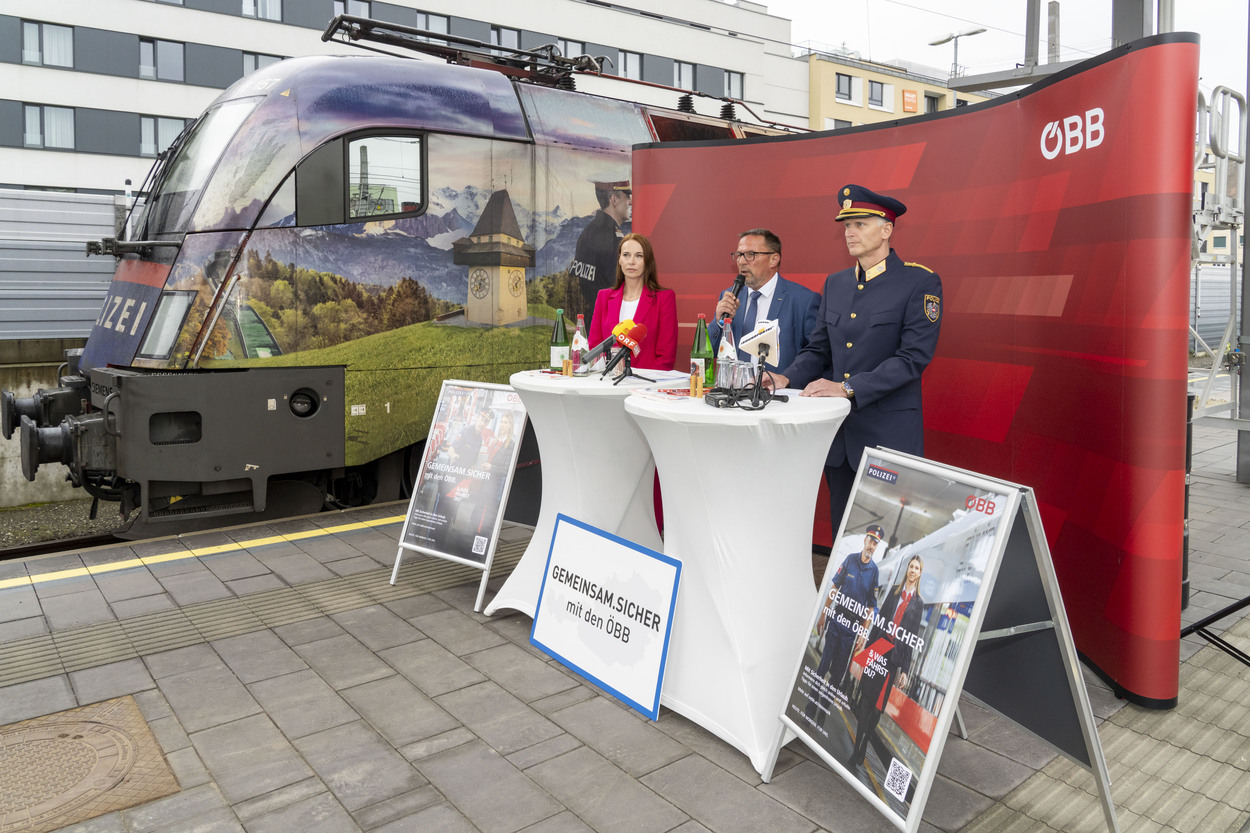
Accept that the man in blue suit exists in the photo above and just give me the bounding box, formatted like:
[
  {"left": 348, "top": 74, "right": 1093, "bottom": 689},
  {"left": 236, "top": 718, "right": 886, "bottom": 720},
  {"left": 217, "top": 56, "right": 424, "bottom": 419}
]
[
  {"left": 767, "top": 186, "right": 942, "bottom": 533},
  {"left": 708, "top": 229, "right": 819, "bottom": 374}
]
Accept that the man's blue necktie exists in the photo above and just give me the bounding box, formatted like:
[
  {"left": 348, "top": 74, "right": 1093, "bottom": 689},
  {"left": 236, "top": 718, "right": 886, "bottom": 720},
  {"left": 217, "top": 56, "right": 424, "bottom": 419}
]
[{"left": 739, "top": 290, "right": 761, "bottom": 360}]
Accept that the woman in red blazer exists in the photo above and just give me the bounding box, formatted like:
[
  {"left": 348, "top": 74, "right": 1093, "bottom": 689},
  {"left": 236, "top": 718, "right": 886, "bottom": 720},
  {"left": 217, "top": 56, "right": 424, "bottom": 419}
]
[{"left": 587, "top": 233, "right": 678, "bottom": 371}]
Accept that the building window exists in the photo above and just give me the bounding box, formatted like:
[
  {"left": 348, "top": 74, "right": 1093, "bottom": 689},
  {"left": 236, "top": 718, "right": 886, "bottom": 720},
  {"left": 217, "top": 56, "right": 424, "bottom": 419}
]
[
  {"left": 924, "top": 93, "right": 942, "bottom": 114},
  {"left": 835, "top": 73, "right": 852, "bottom": 101},
  {"left": 834, "top": 119, "right": 852, "bottom": 130},
  {"left": 559, "top": 39, "right": 584, "bottom": 58},
  {"left": 1214, "top": 235, "right": 1228, "bottom": 249},
  {"left": 333, "top": 0, "right": 369, "bottom": 17},
  {"left": 243, "top": 52, "right": 281, "bottom": 75},
  {"left": 868, "top": 80, "right": 884, "bottom": 107},
  {"left": 725, "top": 71, "right": 743, "bottom": 99},
  {"left": 674, "top": 61, "right": 694, "bottom": 89},
  {"left": 491, "top": 26, "right": 519, "bottom": 55},
  {"left": 416, "top": 12, "right": 448, "bottom": 41},
  {"left": 139, "top": 39, "right": 184, "bottom": 81},
  {"left": 141, "top": 116, "right": 186, "bottom": 156},
  {"left": 22, "top": 21, "right": 74, "bottom": 68},
  {"left": 24, "top": 105, "right": 75, "bottom": 149},
  {"left": 620, "top": 50, "right": 642, "bottom": 80},
  {"left": 244, "top": 0, "right": 282, "bottom": 20}
]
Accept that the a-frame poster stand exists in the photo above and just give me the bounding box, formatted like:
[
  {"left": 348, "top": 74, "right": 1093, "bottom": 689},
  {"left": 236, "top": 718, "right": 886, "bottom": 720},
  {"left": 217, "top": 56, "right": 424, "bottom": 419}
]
[
  {"left": 390, "top": 380, "right": 528, "bottom": 612},
  {"left": 766, "top": 448, "right": 1118, "bottom": 833}
]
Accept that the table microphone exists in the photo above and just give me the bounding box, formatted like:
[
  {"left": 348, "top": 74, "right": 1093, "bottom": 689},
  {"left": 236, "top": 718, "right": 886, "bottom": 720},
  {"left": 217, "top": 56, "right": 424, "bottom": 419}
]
[
  {"left": 582, "top": 319, "right": 634, "bottom": 365},
  {"left": 601, "top": 322, "right": 648, "bottom": 376},
  {"left": 739, "top": 320, "right": 780, "bottom": 366},
  {"left": 721, "top": 274, "right": 746, "bottom": 321}
]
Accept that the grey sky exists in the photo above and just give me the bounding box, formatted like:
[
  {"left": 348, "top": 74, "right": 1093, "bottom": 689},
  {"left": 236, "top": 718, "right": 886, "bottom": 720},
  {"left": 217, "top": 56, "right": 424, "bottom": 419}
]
[{"left": 764, "top": 0, "right": 1247, "bottom": 97}]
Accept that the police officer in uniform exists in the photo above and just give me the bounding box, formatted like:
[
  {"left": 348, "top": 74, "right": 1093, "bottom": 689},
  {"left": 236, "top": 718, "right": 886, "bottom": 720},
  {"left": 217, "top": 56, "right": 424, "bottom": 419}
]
[
  {"left": 568, "top": 180, "right": 631, "bottom": 329},
  {"left": 767, "top": 184, "right": 942, "bottom": 532},
  {"left": 805, "top": 523, "right": 885, "bottom": 730}
]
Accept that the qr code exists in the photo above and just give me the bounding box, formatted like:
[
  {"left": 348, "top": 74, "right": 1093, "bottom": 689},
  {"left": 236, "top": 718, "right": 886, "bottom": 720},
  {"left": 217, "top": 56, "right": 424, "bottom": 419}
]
[
  {"left": 884, "top": 757, "right": 912, "bottom": 802},
  {"left": 472, "top": 535, "right": 488, "bottom": 555}
]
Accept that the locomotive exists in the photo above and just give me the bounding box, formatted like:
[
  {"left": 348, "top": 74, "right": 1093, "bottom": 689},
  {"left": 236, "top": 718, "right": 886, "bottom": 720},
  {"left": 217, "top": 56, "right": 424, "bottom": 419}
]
[{"left": 1, "top": 17, "right": 789, "bottom": 537}]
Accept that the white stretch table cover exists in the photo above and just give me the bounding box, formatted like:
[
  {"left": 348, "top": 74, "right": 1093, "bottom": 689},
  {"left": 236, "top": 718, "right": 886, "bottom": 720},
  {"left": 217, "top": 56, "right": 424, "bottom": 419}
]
[
  {"left": 485, "top": 370, "right": 678, "bottom": 618},
  {"left": 624, "top": 391, "right": 849, "bottom": 775}
]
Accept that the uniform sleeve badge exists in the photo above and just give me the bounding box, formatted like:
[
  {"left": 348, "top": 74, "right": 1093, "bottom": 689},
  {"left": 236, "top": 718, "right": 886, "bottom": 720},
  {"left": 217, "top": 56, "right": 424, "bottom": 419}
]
[{"left": 924, "top": 294, "right": 940, "bottom": 322}]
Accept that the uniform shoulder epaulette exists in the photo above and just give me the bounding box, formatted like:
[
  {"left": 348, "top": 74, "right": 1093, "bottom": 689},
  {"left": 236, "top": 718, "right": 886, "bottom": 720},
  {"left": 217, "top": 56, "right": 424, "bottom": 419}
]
[{"left": 904, "top": 261, "right": 934, "bottom": 273}]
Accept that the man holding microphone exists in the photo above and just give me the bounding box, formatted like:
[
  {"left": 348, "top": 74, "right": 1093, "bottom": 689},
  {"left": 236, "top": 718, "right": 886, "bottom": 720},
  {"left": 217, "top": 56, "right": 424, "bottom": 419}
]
[{"left": 709, "top": 228, "right": 819, "bottom": 373}]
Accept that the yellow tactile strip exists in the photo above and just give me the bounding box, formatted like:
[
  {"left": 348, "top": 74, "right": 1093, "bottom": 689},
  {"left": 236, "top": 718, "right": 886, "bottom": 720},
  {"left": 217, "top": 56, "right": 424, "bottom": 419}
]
[
  {"left": 0, "top": 695, "right": 179, "bottom": 833},
  {"left": 0, "top": 514, "right": 412, "bottom": 591},
  {"left": 0, "top": 538, "right": 524, "bottom": 689}
]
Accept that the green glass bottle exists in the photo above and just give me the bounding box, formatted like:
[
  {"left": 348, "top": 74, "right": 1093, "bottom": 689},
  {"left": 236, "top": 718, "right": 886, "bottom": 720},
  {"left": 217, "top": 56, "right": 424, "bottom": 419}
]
[
  {"left": 549, "top": 309, "right": 570, "bottom": 370},
  {"left": 691, "top": 313, "right": 715, "bottom": 388}
]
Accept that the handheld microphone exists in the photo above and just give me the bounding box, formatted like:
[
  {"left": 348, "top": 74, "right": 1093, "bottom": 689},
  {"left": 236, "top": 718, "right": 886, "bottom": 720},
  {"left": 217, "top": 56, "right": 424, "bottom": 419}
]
[
  {"left": 721, "top": 274, "right": 746, "bottom": 321},
  {"left": 582, "top": 319, "right": 633, "bottom": 365},
  {"left": 601, "top": 322, "right": 648, "bottom": 376}
]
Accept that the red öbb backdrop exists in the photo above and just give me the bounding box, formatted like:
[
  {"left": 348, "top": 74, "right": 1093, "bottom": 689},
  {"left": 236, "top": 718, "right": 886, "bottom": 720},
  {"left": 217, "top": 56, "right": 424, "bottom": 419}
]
[{"left": 633, "top": 34, "right": 1198, "bottom": 707}]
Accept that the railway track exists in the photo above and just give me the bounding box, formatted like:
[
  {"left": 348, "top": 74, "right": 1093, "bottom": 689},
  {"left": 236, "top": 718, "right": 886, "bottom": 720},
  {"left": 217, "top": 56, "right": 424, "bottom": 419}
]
[{"left": 0, "top": 534, "right": 129, "bottom": 562}]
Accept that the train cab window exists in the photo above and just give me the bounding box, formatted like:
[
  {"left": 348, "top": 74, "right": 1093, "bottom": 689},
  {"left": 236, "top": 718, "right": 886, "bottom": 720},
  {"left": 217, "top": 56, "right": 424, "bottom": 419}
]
[
  {"left": 138, "top": 291, "right": 197, "bottom": 359},
  {"left": 347, "top": 135, "right": 423, "bottom": 219},
  {"left": 136, "top": 97, "right": 260, "bottom": 237}
]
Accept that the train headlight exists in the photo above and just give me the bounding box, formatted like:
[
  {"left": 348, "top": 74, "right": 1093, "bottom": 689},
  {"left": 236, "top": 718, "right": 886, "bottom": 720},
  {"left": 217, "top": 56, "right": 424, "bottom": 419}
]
[{"left": 289, "top": 389, "right": 320, "bottom": 418}]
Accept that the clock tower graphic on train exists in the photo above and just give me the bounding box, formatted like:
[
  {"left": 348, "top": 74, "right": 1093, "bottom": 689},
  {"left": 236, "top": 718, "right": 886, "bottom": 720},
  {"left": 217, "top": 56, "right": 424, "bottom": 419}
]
[{"left": 452, "top": 189, "right": 534, "bottom": 326}]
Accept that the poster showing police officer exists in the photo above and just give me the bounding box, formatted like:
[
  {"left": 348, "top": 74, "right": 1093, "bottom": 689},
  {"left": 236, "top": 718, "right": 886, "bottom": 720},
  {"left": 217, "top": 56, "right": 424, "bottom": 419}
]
[
  {"left": 782, "top": 450, "right": 1014, "bottom": 830},
  {"left": 402, "top": 381, "right": 527, "bottom": 566}
]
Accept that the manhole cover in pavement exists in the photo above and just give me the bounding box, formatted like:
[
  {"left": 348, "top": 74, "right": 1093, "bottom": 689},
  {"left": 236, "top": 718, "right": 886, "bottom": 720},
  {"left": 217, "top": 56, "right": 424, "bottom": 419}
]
[{"left": 0, "top": 696, "right": 179, "bottom": 833}]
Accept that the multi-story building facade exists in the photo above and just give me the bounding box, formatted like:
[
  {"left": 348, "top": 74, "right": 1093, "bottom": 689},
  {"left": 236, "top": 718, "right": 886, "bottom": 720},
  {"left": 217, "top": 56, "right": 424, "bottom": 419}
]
[
  {"left": 1, "top": 0, "right": 808, "bottom": 194},
  {"left": 3, "top": 1, "right": 1015, "bottom": 196},
  {"left": 803, "top": 47, "right": 991, "bottom": 131}
]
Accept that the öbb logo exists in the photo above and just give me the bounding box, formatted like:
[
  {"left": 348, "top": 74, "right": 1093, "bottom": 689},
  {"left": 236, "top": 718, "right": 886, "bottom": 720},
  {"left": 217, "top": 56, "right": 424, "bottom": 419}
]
[
  {"left": 1040, "top": 108, "right": 1104, "bottom": 159},
  {"left": 965, "top": 495, "right": 996, "bottom": 515}
]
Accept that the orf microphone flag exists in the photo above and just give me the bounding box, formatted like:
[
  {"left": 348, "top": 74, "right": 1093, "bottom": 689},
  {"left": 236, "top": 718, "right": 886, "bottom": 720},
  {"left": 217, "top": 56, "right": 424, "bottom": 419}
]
[
  {"left": 582, "top": 319, "right": 634, "bottom": 365},
  {"left": 601, "top": 322, "right": 648, "bottom": 375}
]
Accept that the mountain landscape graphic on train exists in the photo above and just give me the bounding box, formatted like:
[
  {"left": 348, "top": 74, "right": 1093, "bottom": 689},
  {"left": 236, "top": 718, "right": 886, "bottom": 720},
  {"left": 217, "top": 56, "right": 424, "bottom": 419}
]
[{"left": 249, "top": 184, "right": 586, "bottom": 305}]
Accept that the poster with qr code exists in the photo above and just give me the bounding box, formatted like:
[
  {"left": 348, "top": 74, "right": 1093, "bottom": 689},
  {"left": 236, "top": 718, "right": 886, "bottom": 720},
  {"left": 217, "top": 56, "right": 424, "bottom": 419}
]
[
  {"left": 392, "top": 381, "right": 528, "bottom": 609},
  {"left": 779, "top": 449, "right": 1018, "bottom": 833}
]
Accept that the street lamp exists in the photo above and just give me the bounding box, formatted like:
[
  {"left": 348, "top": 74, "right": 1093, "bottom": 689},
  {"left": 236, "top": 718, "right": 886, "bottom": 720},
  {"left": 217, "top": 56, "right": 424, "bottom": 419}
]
[{"left": 928, "top": 26, "right": 986, "bottom": 108}]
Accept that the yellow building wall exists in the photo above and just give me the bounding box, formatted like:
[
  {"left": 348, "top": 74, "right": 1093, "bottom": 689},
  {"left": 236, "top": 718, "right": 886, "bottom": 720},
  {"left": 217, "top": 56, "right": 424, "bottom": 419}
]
[{"left": 808, "top": 54, "right": 991, "bottom": 131}]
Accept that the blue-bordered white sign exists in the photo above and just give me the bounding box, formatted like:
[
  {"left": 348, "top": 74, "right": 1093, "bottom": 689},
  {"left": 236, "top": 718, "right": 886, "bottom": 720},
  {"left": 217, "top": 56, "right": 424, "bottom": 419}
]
[{"left": 531, "top": 514, "right": 681, "bottom": 719}]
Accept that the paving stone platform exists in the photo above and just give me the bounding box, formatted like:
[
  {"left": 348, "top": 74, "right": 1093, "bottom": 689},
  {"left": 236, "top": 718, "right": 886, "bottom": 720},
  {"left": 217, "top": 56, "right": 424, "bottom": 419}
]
[{"left": 0, "top": 421, "right": 1248, "bottom": 833}]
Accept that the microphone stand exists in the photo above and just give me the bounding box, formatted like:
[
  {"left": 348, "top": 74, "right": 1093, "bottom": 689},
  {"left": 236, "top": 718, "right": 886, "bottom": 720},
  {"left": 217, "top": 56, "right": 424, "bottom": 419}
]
[
  {"left": 743, "top": 346, "right": 788, "bottom": 409},
  {"left": 612, "top": 352, "right": 654, "bottom": 386},
  {"left": 748, "top": 345, "right": 771, "bottom": 408}
]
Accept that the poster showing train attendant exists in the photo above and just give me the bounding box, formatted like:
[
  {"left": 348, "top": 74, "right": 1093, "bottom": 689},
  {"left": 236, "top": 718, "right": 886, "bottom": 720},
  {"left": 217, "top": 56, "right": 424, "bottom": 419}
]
[{"left": 782, "top": 449, "right": 1014, "bottom": 830}]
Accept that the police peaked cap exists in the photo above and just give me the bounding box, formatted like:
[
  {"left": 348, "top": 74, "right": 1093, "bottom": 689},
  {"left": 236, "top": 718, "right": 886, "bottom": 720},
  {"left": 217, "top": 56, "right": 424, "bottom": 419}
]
[{"left": 835, "top": 184, "right": 907, "bottom": 223}]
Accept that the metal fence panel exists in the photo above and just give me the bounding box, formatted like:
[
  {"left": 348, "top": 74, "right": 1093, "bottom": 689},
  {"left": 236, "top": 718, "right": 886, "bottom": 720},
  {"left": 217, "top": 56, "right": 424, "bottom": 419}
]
[{"left": 0, "top": 190, "right": 118, "bottom": 340}]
